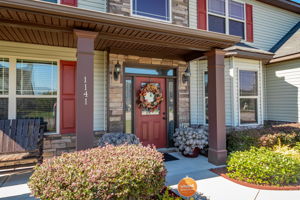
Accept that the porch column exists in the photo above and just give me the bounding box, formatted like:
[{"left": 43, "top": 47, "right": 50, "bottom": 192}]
[
  {"left": 207, "top": 49, "right": 227, "bottom": 165},
  {"left": 74, "top": 30, "right": 98, "bottom": 151}
]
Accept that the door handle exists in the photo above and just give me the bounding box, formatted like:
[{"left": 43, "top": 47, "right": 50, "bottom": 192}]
[{"left": 162, "top": 117, "right": 167, "bottom": 120}]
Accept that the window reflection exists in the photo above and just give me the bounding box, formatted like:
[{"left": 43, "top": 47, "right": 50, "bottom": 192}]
[
  {"left": 16, "top": 60, "right": 58, "bottom": 95},
  {"left": 125, "top": 78, "right": 133, "bottom": 133},
  {"left": 240, "top": 71, "right": 258, "bottom": 96},
  {"left": 125, "top": 67, "right": 175, "bottom": 76},
  {"left": 168, "top": 79, "right": 175, "bottom": 147},
  {"left": 240, "top": 98, "right": 257, "bottom": 124},
  {"left": 17, "top": 98, "right": 57, "bottom": 132},
  {"left": 239, "top": 70, "right": 258, "bottom": 124},
  {"left": 0, "top": 58, "right": 9, "bottom": 95},
  {"left": 0, "top": 98, "right": 8, "bottom": 120},
  {"left": 204, "top": 72, "right": 208, "bottom": 124}
]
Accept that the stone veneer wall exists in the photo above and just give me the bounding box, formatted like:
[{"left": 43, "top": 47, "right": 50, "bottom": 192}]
[
  {"left": 42, "top": 132, "right": 104, "bottom": 159},
  {"left": 108, "top": 53, "right": 190, "bottom": 132},
  {"left": 108, "top": 0, "right": 188, "bottom": 27}
]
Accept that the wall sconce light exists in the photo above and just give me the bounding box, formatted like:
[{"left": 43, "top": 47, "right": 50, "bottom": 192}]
[
  {"left": 182, "top": 65, "right": 191, "bottom": 83},
  {"left": 114, "top": 61, "right": 121, "bottom": 80}
]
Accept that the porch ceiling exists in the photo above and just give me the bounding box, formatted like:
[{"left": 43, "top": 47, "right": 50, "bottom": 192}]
[{"left": 0, "top": 0, "right": 241, "bottom": 61}]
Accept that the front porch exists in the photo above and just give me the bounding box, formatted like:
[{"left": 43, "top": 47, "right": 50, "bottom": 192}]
[{"left": 0, "top": 0, "right": 240, "bottom": 165}]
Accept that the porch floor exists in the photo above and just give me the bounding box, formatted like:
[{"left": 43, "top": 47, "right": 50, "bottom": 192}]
[{"left": 0, "top": 153, "right": 299, "bottom": 200}]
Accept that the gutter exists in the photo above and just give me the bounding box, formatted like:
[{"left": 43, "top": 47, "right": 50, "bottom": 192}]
[{"left": 268, "top": 53, "right": 300, "bottom": 64}]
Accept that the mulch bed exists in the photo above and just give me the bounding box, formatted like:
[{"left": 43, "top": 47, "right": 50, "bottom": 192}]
[{"left": 210, "top": 167, "right": 300, "bottom": 191}]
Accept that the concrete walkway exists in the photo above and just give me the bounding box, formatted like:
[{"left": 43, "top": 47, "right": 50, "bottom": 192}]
[
  {"left": 166, "top": 152, "right": 300, "bottom": 200},
  {"left": 0, "top": 152, "right": 299, "bottom": 200}
]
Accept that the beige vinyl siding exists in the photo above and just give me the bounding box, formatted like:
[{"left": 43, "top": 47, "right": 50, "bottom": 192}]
[
  {"left": 190, "top": 60, "right": 205, "bottom": 125},
  {"left": 243, "top": 0, "right": 300, "bottom": 51},
  {"left": 266, "top": 59, "right": 300, "bottom": 122},
  {"left": 189, "top": 0, "right": 197, "bottom": 29},
  {"left": 189, "top": 58, "right": 233, "bottom": 126},
  {"left": 94, "top": 51, "right": 107, "bottom": 130},
  {"left": 188, "top": 0, "right": 300, "bottom": 51},
  {"left": 78, "top": 0, "right": 107, "bottom": 12},
  {"left": 0, "top": 41, "right": 107, "bottom": 131}
]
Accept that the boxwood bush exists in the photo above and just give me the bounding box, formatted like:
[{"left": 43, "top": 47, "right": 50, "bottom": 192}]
[
  {"left": 227, "top": 124, "right": 300, "bottom": 152},
  {"left": 29, "top": 145, "right": 166, "bottom": 200},
  {"left": 227, "top": 147, "right": 300, "bottom": 186}
]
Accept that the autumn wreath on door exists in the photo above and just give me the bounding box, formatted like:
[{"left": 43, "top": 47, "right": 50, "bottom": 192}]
[{"left": 138, "top": 83, "right": 163, "bottom": 112}]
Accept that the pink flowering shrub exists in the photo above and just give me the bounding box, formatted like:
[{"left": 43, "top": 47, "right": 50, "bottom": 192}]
[{"left": 28, "top": 145, "right": 166, "bottom": 200}]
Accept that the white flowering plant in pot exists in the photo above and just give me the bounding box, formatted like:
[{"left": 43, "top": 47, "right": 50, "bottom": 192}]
[{"left": 173, "top": 126, "right": 208, "bottom": 156}]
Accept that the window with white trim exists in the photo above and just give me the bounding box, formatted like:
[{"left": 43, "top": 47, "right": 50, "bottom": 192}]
[
  {"left": 208, "top": 0, "right": 245, "bottom": 39},
  {"left": 239, "top": 70, "right": 258, "bottom": 124},
  {"left": 0, "top": 58, "right": 9, "bottom": 120},
  {"left": 132, "top": 0, "right": 171, "bottom": 22},
  {"left": 0, "top": 59, "right": 58, "bottom": 132}
]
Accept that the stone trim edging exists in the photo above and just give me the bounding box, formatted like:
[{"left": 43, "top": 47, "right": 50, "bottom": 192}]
[{"left": 210, "top": 167, "right": 300, "bottom": 191}]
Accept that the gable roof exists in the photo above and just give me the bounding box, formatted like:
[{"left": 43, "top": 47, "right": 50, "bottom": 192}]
[
  {"left": 256, "top": 0, "right": 300, "bottom": 14},
  {"left": 270, "top": 21, "right": 300, "bottom": 58}
]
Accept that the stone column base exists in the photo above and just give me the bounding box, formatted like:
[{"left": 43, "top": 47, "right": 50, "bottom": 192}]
[{"left": 208, "top": 148, "right": 227, "bottom": 166}]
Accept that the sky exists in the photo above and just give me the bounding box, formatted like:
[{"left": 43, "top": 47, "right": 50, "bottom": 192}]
[{"left": 291, "top": 0, "right": 300, "bottom": 3}]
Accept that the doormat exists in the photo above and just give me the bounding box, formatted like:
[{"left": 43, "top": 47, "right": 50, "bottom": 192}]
[{"left": 163, "top": 153, "right": 179, "bottom": 162}]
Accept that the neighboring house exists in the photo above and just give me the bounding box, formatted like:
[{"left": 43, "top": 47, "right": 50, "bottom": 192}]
[{"left": 0, "top": 0, "right": 299, "bottom": 165}]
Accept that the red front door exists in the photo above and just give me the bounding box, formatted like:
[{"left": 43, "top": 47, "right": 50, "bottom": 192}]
[{"left": 135, "top": 77, "right": 167, "bottom": 148}]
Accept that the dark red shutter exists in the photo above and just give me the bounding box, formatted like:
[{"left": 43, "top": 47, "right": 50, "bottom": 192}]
[
  {"left": 60, "top": 61, "right": 76, "bottom": 134},
  {"left": 197, "top": 0, "right": 207, "bottom": 30},
  {"left": 61, "top": 0, "right": 77, "bottom": 7},
  {"left": 246, "top": 4, "right": 254, "bottom": 42}
]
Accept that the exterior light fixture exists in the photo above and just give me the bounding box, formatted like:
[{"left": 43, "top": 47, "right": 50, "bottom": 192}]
[
  {"left": 182, "top": 65, "right": 191, "bottom": 83},
  {"left": 114, "top": 61, "right": 121, "bottom": 80}
]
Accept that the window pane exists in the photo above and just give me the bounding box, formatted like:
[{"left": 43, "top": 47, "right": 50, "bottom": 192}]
[
  {"left": 16, "top": 60, "right": 58, "bottom": 95},
  {"left": 205, "top": 97, "right": 208, "bottom": 124},
  {"left": 208, "top": 15, "right": 226, "bottom": 34},
  {"left": 17, "top": 98, "right": 57, "bottom": 132},
  {"left": 240, "top": 98, "right": 257, "bottom": 124},
  {"left": 125, "top": 78, "right": 133, "bottom": 133},
  {"left": 204, "top": 72, "right": 208, "bottom": 97},
  {"left": 229, "top": 0, "right": 244, "bottom": 20},
  {"left": 125, "top": 67, "right": 175, "bottom": 76},
  {"left": 168, "top": 79, "right": 175, "bottom": 146},
  {"left": 0, "top": 98, "right": 8, "bottom": 120},
  {"left": 132, "top": 0, "right": 170, "bottom": 21},
  {"left": 208, "top": 0, "right": 225, "bottom": 16},
  {"left": 0, "top": 58, "right": 9, "bottom": 95},
  {"left": 42, "top": 0, "right": 58, "bottom": 3},
  {"left": 229, "top": 20, "right": 245, "bottom": 38},
  {"left": 239, "top": 70, "right": 258, "bottom": 96}
]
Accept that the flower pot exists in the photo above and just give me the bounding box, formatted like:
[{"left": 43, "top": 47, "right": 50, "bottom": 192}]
[{"left": 182, "top": 147, "right": 200, "bottom": 158}]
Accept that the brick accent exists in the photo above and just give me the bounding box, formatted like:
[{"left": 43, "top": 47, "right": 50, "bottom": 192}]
[
  {"left": 108, "top": 0, "right": 189, "bottom": 27},
  {"left": 108, "top": 0, "right": 130, "bottom": 16},
  {"left": 42, "top": 132, "right": 104, "bottom": 159},
  {"left": 177, "top": 60, "right": 190, "bottom": 125},
  {"left": 43, "top": 134, "right": 76, "bottom": 159},
  {"left": 172, "top": 0, "right": 189, "bottom": 27},
  {"left": 108, "top": 53, "right": 189, "bottom": 132}
]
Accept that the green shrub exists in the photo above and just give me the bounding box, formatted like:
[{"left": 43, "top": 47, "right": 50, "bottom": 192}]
[
  {"left": 227, "top": 147, "right": 300, "bottom": 186},
  {"left": 29, "top": 145, "right": 166, "bottom": 200},
  {"left": 227, "top": 130, "right": 260, "bottom": 152},
  {"left": 294, "top": 142, "right": 300, "bottom": 151},
  {"left": 227, "top": 124, "right": 300, "bottom": 152}
]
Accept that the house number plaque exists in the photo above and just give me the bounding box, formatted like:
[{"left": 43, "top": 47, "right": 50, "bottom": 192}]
[{"left": 84, "top": 76, "right": 88, "bottom": 105}]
